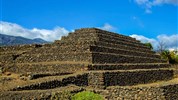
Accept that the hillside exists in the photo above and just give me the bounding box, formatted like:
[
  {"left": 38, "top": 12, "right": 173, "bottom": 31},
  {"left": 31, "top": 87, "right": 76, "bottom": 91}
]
[{"left": 0, "top": 34, "right": 48, "bottom": 46}]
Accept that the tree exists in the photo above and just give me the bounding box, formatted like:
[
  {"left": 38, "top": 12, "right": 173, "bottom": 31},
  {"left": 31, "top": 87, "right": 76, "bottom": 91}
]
[
  {"left": 144, "top": 42, "right": 153, "bottom": 50},
  {"left": 157, "top": 41, "right": 167, "bottom": 53},
  {"left": 161, "top": 50, "right": 178, "bottom": 64}
]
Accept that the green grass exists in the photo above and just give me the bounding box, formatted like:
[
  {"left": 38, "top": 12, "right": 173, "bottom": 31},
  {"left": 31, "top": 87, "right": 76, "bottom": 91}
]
[{"left": 72, "top": 91, "right": 104, "bottom": 100}]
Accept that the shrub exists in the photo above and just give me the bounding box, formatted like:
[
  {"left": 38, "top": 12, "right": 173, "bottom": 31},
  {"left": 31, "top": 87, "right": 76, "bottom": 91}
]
[
  {"left": 161, "top": 50, "right": 178, "bottom": 64},
  {"left": 144, "top": 42, "right": 153, "bottom": 50},
  {"left": 72, "top": 91, "right": 104, "bottom": 100}
]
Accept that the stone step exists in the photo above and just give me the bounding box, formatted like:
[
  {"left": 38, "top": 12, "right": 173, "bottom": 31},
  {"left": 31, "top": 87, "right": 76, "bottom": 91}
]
[
  {"left": 54, "top": 39, "right": 95, "bottom": 47},
  {"left": 60, "top": 35, "right": 149, "bottom": 50},
  {"left": 90, "top": 45, "right": 160, "bottom": 58},
  {"left": 75, "top": 28, "right": 138, "bottom": 42},
  {"left": 23, "top": 44, "right": 157, "bottom": 58},
  {"left": 92, "top": 52, "right": 166, "bottom": 63},
  {"left": 98, "top": 37, "right": 149, "bottom": 50},
  {"left": 11, "top": 73, "right": 88, "bottom": 91},
  {"left": 95, "top": 41, "right": 155, "bottom": 53},
  {"left": 11, "top": 68, "right": 174, "bottom": 91},
  {"left": 26, "top": 44, "right": 91, "bottom": 54},
  {"left": 63, "top": 31, "right": 141, "bottom": 45},
  {"left": 15, "top": 52, "right": 92, "bottom": 63},
  {"left": 96, "top": 32, "right": 140, "bottom": 43},
  {"left": 14, "top": 51, "right": 163, "bottom": 64},
  {"left": 60, "top": 29, "right": 149, "bottom": 50},
  {"left": 88, "top": 68, "right": 174, "bottom": 87},
  {"left": 88, "top": 72, "right": 105, "bottom": 89},
  {"left": 0, "top": 85, "right": 83, "bottom": 100},
  {"left": 61, "top": 32, "right": 97, "bottom": 41},
  {"left": 25, "top": 72, "right": 73, "bottom": 80},
  {"left": 105, "top": 81, "right": 178, "bottom": 100},
  {"left": 88, "top": 63, "right": 170, "bottom": 70},
  {"left": 54, "top": 40, "right": 154, "bottom": 54},
  {"left": 10, "top": 61, "right": 89, "bottom": 74}
]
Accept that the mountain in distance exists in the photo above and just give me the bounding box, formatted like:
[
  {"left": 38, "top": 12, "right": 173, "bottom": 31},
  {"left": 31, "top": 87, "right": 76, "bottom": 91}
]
[{"left": 0, "top": 34, "right": 49, "bottom": 46}]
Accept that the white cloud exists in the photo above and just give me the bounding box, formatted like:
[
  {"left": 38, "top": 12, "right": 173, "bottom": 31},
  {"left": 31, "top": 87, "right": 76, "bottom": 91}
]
[
  {"left": 130, "top": 34, "right": 158, "bottom": 49},
  {"left": 157, "top": 34, "right": 178, "bottom": 49},
  {"left": 130, "top": 34, "right": 178, "bottom": 50},
  {"left": 135, "top": 0, "right": 149, "bottom": 5},
  {"left": 99, "top": 23, "right": 116, "bottom": 31},
  {"left": 134, "top": 0, "right": 178, "bottom": 13},
  {"left": 0, "top": 21, "right": 69, "bottom": 41},
  {"left": 152, "top": 0, "right": 178, "bottom": 5}
]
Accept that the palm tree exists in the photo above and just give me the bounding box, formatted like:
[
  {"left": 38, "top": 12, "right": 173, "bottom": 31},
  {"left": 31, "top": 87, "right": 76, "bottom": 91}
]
[{"left": 161, "top": 50, "right": 178, "bottom": 64}]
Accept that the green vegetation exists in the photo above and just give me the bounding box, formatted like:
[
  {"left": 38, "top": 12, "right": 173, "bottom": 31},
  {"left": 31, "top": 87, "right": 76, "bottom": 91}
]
[
  {"left": 144, "top": 43, "right": 153, "bottom": 50},
  {"left": 161, "top": 50, "right": 178, "bottom": 64},
  {"left": 144, "top": 42, "right": 178, "bottom": 64},
  {"left": 72, "top": 91, "right": 104, "bottom": 100},
  {"left": 50, "top": 91, "right": 104, "bottom": 100}
]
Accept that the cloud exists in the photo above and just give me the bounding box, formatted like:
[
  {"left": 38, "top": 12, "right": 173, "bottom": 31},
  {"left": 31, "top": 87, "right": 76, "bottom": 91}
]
[
  {"left": 134, "top": 0, "right": 178, "bottom": 13},
  {"left": 157, "top": 34, "right": 178, "bottom": 49},
  {"left": 152, "top": 0, "right": 178, "bottom": 5},
  {"left": 130, "top": 34, "right": 158, "bottom": 49},
  {"left": 0, "top": 21, "right": 69, "bottom": 41},
  {"left": 130, "top": 34, "right": 178, "bottom": 50},
  {"left": 99, "top": 23, "right": 116, "bottom": 31}
]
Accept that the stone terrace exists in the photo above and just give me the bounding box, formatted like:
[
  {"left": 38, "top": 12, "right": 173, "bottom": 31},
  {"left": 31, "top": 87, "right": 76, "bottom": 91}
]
[{"left": 0, "top": 28, "right": 177, "bottom": 99}]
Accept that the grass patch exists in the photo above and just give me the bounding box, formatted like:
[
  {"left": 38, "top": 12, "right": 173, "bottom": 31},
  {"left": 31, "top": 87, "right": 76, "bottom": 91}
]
[{"left": 72, "top": 91, "right": 104, "bottom": 100}]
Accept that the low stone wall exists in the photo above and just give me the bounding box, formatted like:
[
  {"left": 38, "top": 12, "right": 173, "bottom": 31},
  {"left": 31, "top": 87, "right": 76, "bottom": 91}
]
[
  {"left": 15, "top": 52, "right": 92, "bottom": 63},
  {"left": 104, "top": 84, "right": 178, "bottom": 100},
  {"left": 0, "top": 85, "right": 84, "bottom": 100},
  {"left": 162, "top": 84, "right": 178, "bottom": 99},
  {"left": 75, "top": 28, "right": 137, "bottom": 41},
  {"left": 88, "top": 72, "right": 105, "bottom": 89},
  {"left": 98, "top": 37, "right": 148, "bottom": 49},
  {"left": 88, "top": 64, "right": 170, "bottom": 70},
  {"left": 104, "top": 70, "right": 173, "bottom": 86},
  {"left": 5, "top": 63, "right": 88, "bottom": 74},
  {"left": 90, "top": 45, "right": 160, "bottom": 58},
  {"left": 95, "top": 41, "right": 154, "bottom": 53},
  {"left": 171, "top": 65, "right": 178, "bottom": 77},
  {"left": 28, "top": 45, "right": 90, "bottom": 55},
  {"left": 12, "top": 73, "right": 88, "bottom": 91},
  {"left": 88, "top": 69, "right": 173, "bottom": 89},
  {"left": 92, "top": 52, "right": 165, "bottom": 63}
]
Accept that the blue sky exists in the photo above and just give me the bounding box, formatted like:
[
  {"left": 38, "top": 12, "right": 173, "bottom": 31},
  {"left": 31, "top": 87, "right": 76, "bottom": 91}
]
[{"left": 0, "top": 0, "right": 178, "bottom": 50}]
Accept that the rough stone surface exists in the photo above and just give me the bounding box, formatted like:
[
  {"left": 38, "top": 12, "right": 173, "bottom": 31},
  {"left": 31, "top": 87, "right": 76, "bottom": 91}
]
[
  {"left": 0, "top": 28, "right": 176, "bottom": 99},
  {"left": 103, "top": 84, "right": 178, "bottom": 100}
]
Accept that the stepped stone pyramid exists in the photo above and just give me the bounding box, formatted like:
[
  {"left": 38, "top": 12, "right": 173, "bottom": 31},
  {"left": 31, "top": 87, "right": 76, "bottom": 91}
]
[{"left": 0, "top": 28, "right": 177, "bottom": 99}]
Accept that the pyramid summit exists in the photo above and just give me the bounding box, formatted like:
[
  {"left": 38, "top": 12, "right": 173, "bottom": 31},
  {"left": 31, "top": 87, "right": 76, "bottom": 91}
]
[{"left": 0, "top": 28, "right": 177, "bottom": 99}]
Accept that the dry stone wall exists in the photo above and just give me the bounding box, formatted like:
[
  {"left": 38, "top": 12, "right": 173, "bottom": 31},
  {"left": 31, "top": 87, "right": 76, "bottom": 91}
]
[
  {"left": 0, "top": 28, "right": 176, "bottom": 99},
  {"left": 105, "top": 84, "right": 178, "bottom": 100},
  {"left": 88, "top": 69, "right": 174, "bottom": 89}
]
